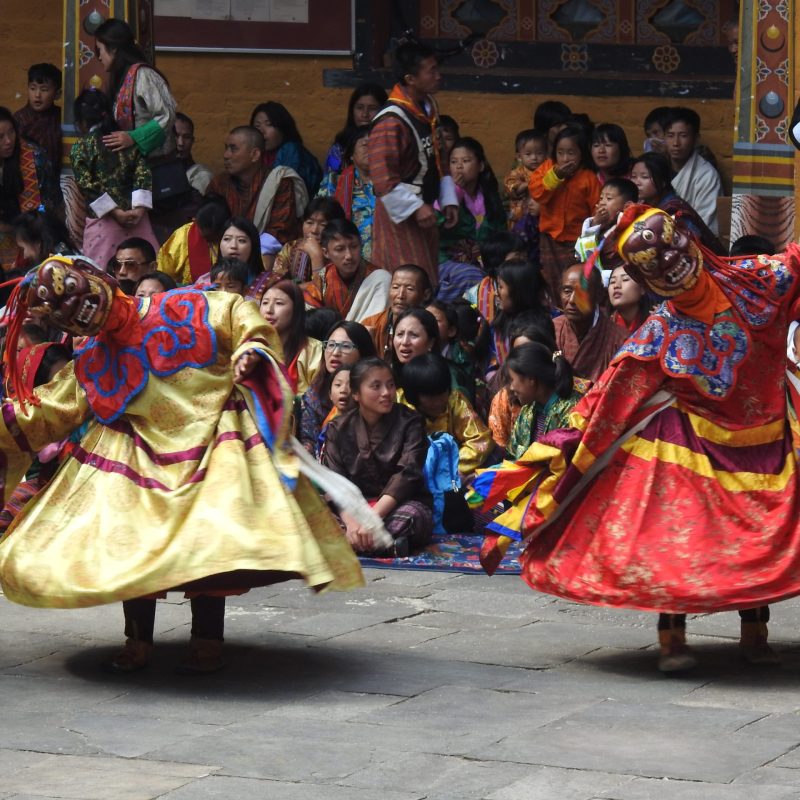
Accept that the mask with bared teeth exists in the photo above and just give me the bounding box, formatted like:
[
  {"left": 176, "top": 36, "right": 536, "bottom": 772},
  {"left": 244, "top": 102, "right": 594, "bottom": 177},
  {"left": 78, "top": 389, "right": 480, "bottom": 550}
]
[
  {"left": 27, "top": 257, "right": 116, "bottom": 336},
  {"left": 616, "top": 207, "right": 702, "bottom": 297}
]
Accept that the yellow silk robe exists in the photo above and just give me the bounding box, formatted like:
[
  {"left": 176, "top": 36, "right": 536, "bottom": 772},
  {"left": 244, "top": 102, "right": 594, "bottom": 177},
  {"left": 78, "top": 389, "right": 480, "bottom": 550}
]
[
  {"left": 294, "top": 337, "right": 323, "bottom": 396},
  {"left": 157, "top": 221, "right": 218, "bottom": 284},
  {"left": 0, "top": 292, "right": 363, "bottom": 608}
]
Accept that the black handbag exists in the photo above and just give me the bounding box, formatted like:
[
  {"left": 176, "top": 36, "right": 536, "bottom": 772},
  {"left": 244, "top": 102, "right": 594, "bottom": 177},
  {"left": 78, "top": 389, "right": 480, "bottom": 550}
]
[
  {"left": 150, "top": 158, "right": 191, "bottom": 210},
  {"left": 442, "top": 490, "right": 474, "bottom": 533}
]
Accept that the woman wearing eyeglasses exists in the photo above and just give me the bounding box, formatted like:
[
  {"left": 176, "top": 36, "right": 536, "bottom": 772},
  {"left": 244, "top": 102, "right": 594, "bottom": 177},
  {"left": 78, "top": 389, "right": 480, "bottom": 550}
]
[{"left": 299, "top": 320, "right": 376, "bottom": 453}]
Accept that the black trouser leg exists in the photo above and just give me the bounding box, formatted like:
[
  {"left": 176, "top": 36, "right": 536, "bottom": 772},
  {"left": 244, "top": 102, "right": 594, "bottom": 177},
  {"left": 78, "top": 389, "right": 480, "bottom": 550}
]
[
  {"left": 122, "top": 598, "right": 157, "bottom": 644},
  {"left": 739, "top": 605, "right": 770, "bottom": 623},
  {"left": 190, "top": 595, "right": 225, "bottom": 641},
  {"left": 657, "top": 613, "right": 687, "bottom": 630}
]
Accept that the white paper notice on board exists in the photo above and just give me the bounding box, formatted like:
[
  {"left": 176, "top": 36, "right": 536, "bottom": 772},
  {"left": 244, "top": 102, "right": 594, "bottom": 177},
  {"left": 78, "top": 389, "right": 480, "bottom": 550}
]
[
  {"left": 159, "top": 0, "right": 193, "bottom": 16},
  {"left": 192, "top": 0, "right": 231, "bottom": 19},
  {"left": 231, "top": 0, "right": 269, "bottom": 21},
  {"left": 270, "top": 0, "right": 309, "bottom": 23}
]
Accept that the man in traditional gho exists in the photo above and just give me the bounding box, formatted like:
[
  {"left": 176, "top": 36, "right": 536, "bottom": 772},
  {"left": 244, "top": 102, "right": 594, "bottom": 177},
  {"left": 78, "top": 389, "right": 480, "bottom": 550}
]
[
  {"left": 368, "top": 40, "right": 458, "bottom": 287},
  {"left": 472, "top": 204, "right": 800, "bottom": 672},
  {"left": 0, "top": 256, "right": 365, "bottom": 673},
  {"left": 206, "top": 126, "right": 306, "bottom": 244}
]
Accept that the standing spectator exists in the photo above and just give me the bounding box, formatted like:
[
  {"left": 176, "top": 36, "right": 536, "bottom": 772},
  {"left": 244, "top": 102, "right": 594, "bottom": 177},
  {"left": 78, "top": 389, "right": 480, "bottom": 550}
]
[
  {"left": 94, "top": 19, "right": 177, "bottom": 165},
  {"left": 71, "top": 89, "right": 158, "bottom": 269},
  {"left": 368, "top": 41, "right": 458, "bottom": 287},
  {"left": 94, "top": 19, "right": 183, "bottom": 240}
]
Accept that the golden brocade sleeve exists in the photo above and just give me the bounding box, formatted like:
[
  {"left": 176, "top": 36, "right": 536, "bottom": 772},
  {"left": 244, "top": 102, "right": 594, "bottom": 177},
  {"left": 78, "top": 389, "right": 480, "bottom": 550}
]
[
  {"left": 0, "top": 362, "right": 91, "bottom": 505},
  {"left": 156, "top": 223, "right": 191, "bottom": 284},
  {"left": 222, "top": 293, "right": 285, "bottom": 366},
  {"left": 295, "top": 338, "right": 323, "bottom": 396},
  {"left": 223, "top": 293, "right": 297, "bottom": 454}
]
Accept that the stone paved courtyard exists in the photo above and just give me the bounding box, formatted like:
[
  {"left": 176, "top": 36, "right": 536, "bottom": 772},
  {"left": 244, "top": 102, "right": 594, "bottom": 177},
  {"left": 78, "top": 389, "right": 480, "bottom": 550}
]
[{"left": 2, "top": 568, "right": 800, "bottom": 799}]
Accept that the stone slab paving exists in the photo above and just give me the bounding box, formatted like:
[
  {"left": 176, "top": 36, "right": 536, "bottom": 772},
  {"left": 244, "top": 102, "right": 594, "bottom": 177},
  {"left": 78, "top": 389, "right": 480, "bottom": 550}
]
[{"left": 2, "top": 568, "right": 800, "bottom": 799}]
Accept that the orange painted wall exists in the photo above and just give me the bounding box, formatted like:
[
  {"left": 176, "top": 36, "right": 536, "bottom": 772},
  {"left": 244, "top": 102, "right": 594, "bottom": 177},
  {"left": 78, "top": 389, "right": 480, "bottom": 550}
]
[
  {"left": 161, "top": 51, "right": 735, "bottom": 191},
  {"left": 0, "top": 1, "right": 735, "bottom": 190},
  {"left": 0, "top": 0, "right": 63, "bottom": 112}
]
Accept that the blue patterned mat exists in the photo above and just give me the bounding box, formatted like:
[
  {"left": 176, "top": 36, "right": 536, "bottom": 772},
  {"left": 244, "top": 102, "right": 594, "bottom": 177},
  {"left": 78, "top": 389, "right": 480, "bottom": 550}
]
[{"left": 359, "top": 531, "right": 523, "bottom": 574}]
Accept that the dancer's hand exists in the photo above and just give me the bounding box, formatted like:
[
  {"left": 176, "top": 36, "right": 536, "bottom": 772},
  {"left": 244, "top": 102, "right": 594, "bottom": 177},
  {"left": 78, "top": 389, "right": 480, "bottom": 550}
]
[{"left": 233, "top": 349, "right": 260, "bottom": 383}]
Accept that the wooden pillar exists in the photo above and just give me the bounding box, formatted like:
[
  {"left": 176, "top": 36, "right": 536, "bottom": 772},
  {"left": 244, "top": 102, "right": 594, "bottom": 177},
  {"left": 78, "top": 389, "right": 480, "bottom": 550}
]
[
  {"left": 795, "top": 7, "right": 800, "bottom": 242},
  {"left": 730, "top": 1, "right": 795, "bottom": 250}
]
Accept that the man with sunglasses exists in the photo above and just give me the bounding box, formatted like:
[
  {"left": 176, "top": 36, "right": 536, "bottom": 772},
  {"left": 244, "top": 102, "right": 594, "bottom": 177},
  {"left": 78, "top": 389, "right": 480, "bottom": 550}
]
[{"left": 112, "top": 237, "right": 157, "bottom": 293}]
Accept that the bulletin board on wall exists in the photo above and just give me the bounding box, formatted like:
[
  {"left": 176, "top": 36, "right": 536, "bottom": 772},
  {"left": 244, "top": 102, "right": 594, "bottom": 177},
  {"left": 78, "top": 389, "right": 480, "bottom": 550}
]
[{"left": 155, "top": 0, "right": 354, "bottom": 54}]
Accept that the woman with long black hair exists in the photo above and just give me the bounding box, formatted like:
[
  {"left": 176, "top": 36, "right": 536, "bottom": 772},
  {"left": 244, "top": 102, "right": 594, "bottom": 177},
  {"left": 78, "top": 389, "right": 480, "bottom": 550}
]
[
  {"left": 94, "top": 19, "right": 177, "bottom": 164},
  {"left": 250, "top": 101, "right": 323, "bottom": 195}
]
